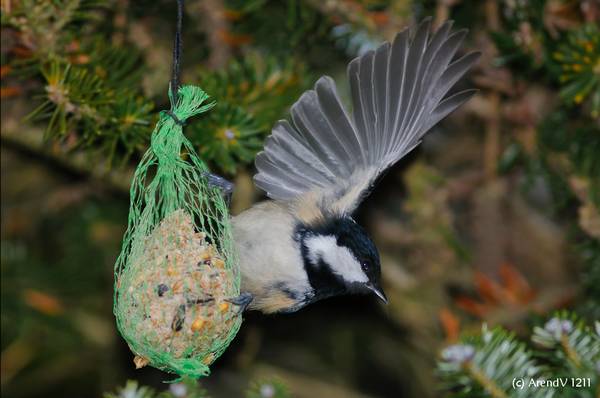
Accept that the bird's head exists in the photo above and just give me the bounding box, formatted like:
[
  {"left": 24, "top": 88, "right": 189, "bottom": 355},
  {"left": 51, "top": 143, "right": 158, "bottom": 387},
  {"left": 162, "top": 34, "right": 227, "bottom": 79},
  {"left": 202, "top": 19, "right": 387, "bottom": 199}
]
[{"left": 297, "top": 217, "right": 387, "bottom": 304}]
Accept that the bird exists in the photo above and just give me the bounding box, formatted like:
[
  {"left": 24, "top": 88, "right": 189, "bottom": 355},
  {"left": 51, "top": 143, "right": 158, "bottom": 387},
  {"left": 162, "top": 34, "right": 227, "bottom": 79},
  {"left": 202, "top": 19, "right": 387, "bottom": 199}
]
[{"left": 229, "top": 18, "right": 480, "bottom": 314}]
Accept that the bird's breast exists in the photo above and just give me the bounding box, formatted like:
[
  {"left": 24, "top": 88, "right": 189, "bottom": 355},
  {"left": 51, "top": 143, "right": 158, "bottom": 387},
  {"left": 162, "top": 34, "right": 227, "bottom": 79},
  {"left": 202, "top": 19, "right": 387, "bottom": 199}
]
[{"left": 231, "top": 201, "right": 312, "bottom": 313}]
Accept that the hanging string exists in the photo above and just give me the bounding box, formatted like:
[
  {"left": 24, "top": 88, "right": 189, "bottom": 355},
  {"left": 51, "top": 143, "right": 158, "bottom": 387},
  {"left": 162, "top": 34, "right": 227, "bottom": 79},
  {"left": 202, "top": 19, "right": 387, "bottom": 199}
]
[{"left": 170, "top": 0, "right": 184, "bottom": 105}]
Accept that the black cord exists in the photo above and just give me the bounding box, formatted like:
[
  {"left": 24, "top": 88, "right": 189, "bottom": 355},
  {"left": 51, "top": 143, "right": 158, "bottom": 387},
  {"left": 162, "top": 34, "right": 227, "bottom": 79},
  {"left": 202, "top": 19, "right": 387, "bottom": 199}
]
[
  {"left": 170, "top": 0, "right": 184, "bottom": 105},
  {"left": 165, "top": 109, "right": 185, "bottom": 126}
]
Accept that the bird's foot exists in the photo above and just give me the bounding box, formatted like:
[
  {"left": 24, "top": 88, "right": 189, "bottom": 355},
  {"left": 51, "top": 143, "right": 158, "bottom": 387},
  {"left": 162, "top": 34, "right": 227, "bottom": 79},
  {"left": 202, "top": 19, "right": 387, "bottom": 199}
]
[
  {"left": 226, "top": 292, "right": 253, "bottom": 312},
  {"left": 202, "top": 172, "right": 234, "bottom": 207}
]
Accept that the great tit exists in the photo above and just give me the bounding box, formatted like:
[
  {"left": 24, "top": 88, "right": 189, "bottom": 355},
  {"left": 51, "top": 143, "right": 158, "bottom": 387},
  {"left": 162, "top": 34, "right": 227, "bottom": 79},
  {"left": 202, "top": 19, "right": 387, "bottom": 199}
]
[{"left": 231, "top": 19, "right": 480, "bottom": 314}]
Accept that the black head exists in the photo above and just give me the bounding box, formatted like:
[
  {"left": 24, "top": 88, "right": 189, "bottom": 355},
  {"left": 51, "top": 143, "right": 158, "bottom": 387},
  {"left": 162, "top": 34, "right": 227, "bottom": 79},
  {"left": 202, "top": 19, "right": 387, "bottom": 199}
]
[{"left": 296, "top": 217, "right": 387, "bottom": 304}]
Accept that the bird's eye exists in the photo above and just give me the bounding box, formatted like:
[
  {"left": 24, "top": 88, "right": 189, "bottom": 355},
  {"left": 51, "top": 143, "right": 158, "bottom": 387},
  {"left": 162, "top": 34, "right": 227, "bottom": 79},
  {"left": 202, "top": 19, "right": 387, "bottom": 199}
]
[{"left": 361, "top": 261, "right": 370, "bottom": 272}]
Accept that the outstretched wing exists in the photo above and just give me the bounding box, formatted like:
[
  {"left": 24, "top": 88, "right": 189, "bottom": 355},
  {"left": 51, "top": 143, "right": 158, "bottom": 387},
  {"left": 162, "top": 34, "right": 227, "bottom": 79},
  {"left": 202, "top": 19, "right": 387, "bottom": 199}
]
[{"left": 254, "top": 19, "right": 479, "bottom": 220}]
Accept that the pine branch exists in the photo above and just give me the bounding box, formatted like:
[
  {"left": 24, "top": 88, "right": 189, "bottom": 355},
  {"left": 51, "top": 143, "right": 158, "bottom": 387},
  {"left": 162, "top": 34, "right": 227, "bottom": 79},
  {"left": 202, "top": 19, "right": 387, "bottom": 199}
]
[
  {"left": 1, "top": 0, "right": 107, "bottom": 57},
  {"left": 189, "top": 55, "right": 308, "bottom": 173},
  {"left": 438, "top": 312, "right": 600, "bottom": 398},
  {"left": 532, "top": 312, "right": 600, "bottom": 380},
  {"left": 1, "top": 122, "right": 132, "bottom": 195},
  {"left": 438, "top": 326, "right": 547, "bottom": 398},
  {"left": 4, "top": 0, "right": 155, "bottom": 167},
  {"left": 103, "top": 378, "right": 290, "bottom": 398},
  {"left": 29, "top": 60, "right": 154, "bottom": 166},
  {"left": 553, "top": 24, "right": 600, "bottom": 118},
  {"left": 103, "top": 379, "right": 210, "bottom": 398},
  {"left": 104, "top": 380, "right": 158, "bottom": 398},
  {"left": 3, "top": 0, "right": 315, "bottom": 174},
  {"left": 246, "top": 379, "right": 290, "bottom": 398}
]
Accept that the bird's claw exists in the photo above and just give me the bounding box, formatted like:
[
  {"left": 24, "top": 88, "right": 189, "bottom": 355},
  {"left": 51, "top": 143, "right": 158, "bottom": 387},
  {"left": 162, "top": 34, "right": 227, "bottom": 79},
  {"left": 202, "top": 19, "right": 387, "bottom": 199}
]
[
  {"left": 202, "top": 172, "right": 234, "bottom": 207},
  {"left": 226, "top": 292, "right": 253, "bottom": 312}
]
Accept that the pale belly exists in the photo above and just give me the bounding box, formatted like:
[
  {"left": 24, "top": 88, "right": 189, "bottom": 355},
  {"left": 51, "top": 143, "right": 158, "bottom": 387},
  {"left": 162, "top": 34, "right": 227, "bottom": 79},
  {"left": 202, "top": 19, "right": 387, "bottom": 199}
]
[{"left": 231, "top": 201, "right": 312, "bottom": 313}]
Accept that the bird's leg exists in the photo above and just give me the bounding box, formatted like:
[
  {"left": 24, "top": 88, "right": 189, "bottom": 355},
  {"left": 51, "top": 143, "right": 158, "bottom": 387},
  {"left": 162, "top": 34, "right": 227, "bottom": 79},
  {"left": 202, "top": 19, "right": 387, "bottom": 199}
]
[
  {"left": 202, "top": 171, "right": 234, "bottom": 207},
  {"left": 226, "top": 292, "right": 253, "bottom": 312}
]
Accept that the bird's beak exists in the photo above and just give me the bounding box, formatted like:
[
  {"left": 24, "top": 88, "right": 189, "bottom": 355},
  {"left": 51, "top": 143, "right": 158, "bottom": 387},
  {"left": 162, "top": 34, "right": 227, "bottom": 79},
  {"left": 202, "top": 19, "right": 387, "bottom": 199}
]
[{"left": 367, "top": 282, "right": 388, "bottom": 304}]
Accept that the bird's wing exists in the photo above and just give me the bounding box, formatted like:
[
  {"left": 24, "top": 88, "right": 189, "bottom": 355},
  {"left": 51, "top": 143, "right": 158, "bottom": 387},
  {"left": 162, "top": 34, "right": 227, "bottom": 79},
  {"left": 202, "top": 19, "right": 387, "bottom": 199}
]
[{"left": 254, "top": 19, "right": 479, "bottom": 220}]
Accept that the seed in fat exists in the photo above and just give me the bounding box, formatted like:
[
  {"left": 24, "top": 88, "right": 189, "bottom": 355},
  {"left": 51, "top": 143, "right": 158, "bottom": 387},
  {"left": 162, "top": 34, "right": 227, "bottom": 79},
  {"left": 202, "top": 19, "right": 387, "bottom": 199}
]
[{"left": 191, "top": 318, "right": 206, "bottom": 332}]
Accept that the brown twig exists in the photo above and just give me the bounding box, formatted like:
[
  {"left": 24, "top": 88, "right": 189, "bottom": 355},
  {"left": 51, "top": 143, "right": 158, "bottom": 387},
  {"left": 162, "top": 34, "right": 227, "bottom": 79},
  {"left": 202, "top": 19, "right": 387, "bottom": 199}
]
[
  {"left": 187, "top": 0, "right": 231, "bottom": 70},
  {"left": 464, "top": 362, "right": 509, "bottom": 398},
  {"left": 483, "top": 0, "right": 501, "bottom": 181},
  {"left": 111, "top": 0, "right": 129, "bottom": 46},
  {"left": 434, "top": 0, "right": 462, "bottom": 29}
]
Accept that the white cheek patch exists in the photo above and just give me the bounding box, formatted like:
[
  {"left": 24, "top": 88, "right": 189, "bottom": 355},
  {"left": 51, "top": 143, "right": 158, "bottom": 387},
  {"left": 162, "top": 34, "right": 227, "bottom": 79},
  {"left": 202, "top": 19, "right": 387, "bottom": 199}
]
[{"left": 305, "top": 235, "right": 368, "bottom": 283}]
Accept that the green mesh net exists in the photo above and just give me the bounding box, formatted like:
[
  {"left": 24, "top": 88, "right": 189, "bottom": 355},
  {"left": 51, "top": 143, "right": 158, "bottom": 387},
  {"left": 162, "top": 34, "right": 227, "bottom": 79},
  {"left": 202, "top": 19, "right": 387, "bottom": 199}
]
[{"left": 114, "top": 85, "right": 242, "bottom": 379}]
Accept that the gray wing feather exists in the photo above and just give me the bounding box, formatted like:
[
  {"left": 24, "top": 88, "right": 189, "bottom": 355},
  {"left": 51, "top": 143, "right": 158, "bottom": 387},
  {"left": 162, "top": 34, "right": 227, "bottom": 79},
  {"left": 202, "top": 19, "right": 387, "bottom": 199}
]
[
  {"left": 254, "top": 19, "right": 479, "bottom": 213},
  {"left": 263, "top": 139, "right": 323, "bottom": 187},
  {"left": 315, "top": 77, "right": 363, "bottom": 165},
  {"left": 357, "top": 52, "right": 377, "bottom": 161},
  {"left": 423, "top": 89, "right": 478, "bottom": 132},
  {"left": 348, "top": 58, "right": 370, "bottom": 163},
  {"left": 270, "top": 123, "right": 334, "bottom": 183}
]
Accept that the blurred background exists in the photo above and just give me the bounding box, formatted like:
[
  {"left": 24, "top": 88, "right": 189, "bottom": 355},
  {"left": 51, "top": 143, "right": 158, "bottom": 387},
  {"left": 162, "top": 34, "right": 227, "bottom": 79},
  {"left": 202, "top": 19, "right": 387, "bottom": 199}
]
[{"left": 1, "top": 1, "right": 599, "bottom": 397}]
